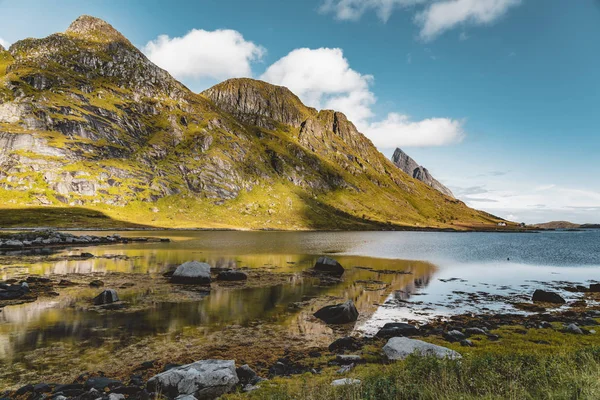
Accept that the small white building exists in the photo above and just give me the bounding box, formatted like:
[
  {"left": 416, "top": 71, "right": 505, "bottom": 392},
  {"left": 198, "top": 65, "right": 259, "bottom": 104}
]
[{"left": 498, "top": 222, "right": 507, "bottom": 227}]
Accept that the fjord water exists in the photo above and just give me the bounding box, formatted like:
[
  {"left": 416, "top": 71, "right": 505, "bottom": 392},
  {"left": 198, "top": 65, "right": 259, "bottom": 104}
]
[{"left": 1, "top": 230, "right": 599, "bottom": 386}]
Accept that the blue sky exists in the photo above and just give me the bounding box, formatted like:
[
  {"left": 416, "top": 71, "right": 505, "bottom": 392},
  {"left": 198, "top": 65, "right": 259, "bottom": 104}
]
[{"left": 1, "top": 0, "right": 599, "bottom": 223}]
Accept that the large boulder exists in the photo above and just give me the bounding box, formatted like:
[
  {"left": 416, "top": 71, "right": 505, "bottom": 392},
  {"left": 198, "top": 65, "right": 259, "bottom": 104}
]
[
  {"left": 589, "top": 284, "right": 600, "bottom": 292},
  {"left": 313, "top": 257, "right": 344, "bottom": 276},
  {"left": 314, "top": 300, "right": 358, "bottom": 324},
  {"left": 532, "top": 289, "right": 566, "bottom": 304},
  {"left": 93, "top": 289, "right": 119, "bottom": 305},
  {"left": 147, "top": 360, "right": 238, "bottom": 399},
  {"left": 171, "top": 261, "right": 212, "bottom": 284},
  {"left": 383, "top": 337, "right": 462, "bottom": 360},
  {"left": 375, "top": 322, "right": 419, "bottom": 338}
]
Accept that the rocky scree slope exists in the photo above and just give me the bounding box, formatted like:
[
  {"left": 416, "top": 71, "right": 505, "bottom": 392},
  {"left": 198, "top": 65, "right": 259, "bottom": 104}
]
[
  {"left": 392, "top": 148, "right": 454, "bottom": 198},
  {"left": 0, "top": 15, "right": 498, "bottom": 229}
]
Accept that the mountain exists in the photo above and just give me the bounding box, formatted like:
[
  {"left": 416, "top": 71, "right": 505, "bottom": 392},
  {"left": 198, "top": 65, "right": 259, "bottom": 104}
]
[
  {"left": 532, "top": 221, "right": 600, "bottom": 230},
  {"left": 531, "top": 221, "right": 580, "bottom": 230},
  {"left": 0, "top": 15, "right": 501, "bottom": 230},
  {"left": 391, "top": 148, "right": 454, "bottom": 198}
]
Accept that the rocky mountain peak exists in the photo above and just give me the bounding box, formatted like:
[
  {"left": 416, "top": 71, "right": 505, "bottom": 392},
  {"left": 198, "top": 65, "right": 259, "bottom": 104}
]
[
  {"left": 392, "top": 148, "right": 454, "bottom": 198},
  {"left": 203, "top": 78, "right": 315, "bottom": 129},
  {"left": 65, "top": 15, "right": 130, "bottom": 44}
]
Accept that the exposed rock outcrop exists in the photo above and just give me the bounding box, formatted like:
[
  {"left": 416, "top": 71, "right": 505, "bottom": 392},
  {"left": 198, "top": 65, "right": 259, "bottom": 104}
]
[
  {"left": 93, "top": 289, "right": 119, "bottom": 305},
  {"left": 171, "top": 261, "right": 212, "bottom": 284},
  {"left": 532, "top": 289, "right": 566, "bottom": 304},
  {"left": 313, "top": 300, "right": 359, "bottom": 324},
  {"left": 391, "top": 148, "right": 454, "bottom": 198},
  {"left": 146, "top": 359, "right": 239, "bottom": 399},
  {"left": 312, "top": 256, "right": 345, "bottom": 276},
  {"left": 383, "top": 337, "right": 462, "bottom": 360}
]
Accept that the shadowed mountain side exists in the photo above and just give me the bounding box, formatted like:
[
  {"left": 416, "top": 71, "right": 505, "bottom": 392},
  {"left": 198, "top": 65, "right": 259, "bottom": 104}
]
[{"left": 0, "top": 207, "right": 152, "bottom": 229}]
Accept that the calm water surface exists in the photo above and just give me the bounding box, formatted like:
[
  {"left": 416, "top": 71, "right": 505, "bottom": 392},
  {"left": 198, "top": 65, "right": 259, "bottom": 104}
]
[{"left": 1, "top": 230, "right": 599, "bottom": 385}]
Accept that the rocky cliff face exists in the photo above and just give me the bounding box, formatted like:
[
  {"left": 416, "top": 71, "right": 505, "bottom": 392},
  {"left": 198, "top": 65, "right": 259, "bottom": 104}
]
[
  {"left": 0, "top": 15, "right": 496, "bottom": 229},
  {"left": 392, "top": 148, "right": 454, "bottom": 198}
]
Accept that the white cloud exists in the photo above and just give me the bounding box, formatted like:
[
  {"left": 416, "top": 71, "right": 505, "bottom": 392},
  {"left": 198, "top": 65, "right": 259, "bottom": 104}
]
[
  {"left": 143, "top": 29, "right": 265, "bottom": 81},
  {"left": 416, "top": 0, "right": 522, "bottom": 41},
  {"left": 367, "top": 113, "right": 465, "bottom": 148},
  {"left": 260, "top": 48, "right": 375, "bottom": 124},
  {"left": 320, "top": 0, "right": 522, "bottom": 41},
  {"left": 0, "top": 37, "right": 9, "bottom": 49},
  {"left": 261, "top": 47, "right": 464, "bottom": 148}
]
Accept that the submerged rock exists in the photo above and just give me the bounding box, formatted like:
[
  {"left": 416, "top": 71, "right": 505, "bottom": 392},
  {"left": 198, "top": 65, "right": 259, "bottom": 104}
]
[
  {"left": 217, "top": 271, "right": 248, "bottom": 281},
  {"left": 146, "top": 359, "right": 238, "bottom": 399},
  {"left": 383, "top": 337, "right": 462, "bottom": 361},
  {"left": 375, "top": 322, "right": 420, "bottom": 338},
  {"left": 93, "top": 289, "right": 119, "bottom": 305},
  {"left": 314, "top": 300, "right": 359, "bottom": 324},
  {"left": 171, "top": 261, "right": 212, "bottom": 284},
  {"left": 313, "top": 256, "right": 345, "bottom": 276},
  {"left": 532, "top": 289, "right": 566, "bottom": 304}
]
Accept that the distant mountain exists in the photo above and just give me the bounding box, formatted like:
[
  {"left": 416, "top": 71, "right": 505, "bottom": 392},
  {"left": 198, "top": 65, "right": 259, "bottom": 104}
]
[
  {"left": 0, "top": 15, "right": 501, "bottom": 230},
  {"left": 391, "top": 148, "right": 454, "bottom": 198},
  {"left": 532, "top": 221, "right": 600, "bottom": 230}
]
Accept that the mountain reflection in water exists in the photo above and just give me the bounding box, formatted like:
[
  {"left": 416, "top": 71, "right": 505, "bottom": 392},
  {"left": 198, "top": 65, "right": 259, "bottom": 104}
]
[{"left": 0, "top": 232, "right": 437, "bottom": 366}]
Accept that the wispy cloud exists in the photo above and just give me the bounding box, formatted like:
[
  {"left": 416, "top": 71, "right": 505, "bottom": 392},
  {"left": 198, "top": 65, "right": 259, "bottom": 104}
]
[
  {"left": 320, "top": 0, "right": 523, "bottom": 41},
  {"left": 0, "top": 37, "right": 9, "bottom": 49},
  {"left": 416, "top": 0, "right": 522, "bottom": 42},
  {"left": 319, "top": 0, "right": 427, "bottom": 22}
]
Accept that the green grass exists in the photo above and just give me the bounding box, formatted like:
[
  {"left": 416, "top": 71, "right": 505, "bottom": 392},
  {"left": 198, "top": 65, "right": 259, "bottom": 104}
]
[
  {"left": 226, "top": 325, "right": 600, "bottom": 400},
  {"left": 237, "top": 349, "right": 600, "bottom": 400}
]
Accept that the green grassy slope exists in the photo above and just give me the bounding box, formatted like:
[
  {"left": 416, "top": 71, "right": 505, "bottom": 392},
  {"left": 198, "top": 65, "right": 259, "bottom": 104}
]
[{"left": 0, "top": 16, "right": 507, "bottom": 230}]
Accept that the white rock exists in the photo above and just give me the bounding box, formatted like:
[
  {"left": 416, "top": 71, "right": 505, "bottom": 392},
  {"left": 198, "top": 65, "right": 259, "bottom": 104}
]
[
  {"left": 147, "top": 359, "right": 238, "bottom": 399},
  {"left": 331, "top": 378, "right": 361, "bottom": 386},
  {"left": 171, "top": 261, "right": 212, "bottom": 284},
  {"left": 383, "top": 337, "right": 462, "bottom": 361}
]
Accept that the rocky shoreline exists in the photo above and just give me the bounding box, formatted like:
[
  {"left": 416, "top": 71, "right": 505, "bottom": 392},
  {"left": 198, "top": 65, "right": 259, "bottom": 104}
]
[
  {"left": 2, "top": 255, "right": 600, "bottom": 399},
  {"left": 0, "top": 230, "right": 170, "bottom": 252},
  {"left": 4, "top": 304, "right": 599, "bottom": 399}
]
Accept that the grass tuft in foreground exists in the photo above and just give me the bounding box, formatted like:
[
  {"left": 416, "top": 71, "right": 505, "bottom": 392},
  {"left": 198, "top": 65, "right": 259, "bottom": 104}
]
[{"left": 229, "top": 347, "right": 600, "bottom": 400}]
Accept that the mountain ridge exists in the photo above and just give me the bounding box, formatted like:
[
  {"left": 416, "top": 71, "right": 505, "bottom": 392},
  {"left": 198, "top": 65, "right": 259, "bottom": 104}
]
[
  {"left": 391, "top": 148, "right": 454, "bottom": 198},
  {"left": 0, "top": 15, "right": 503, "bottom": 230}
]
